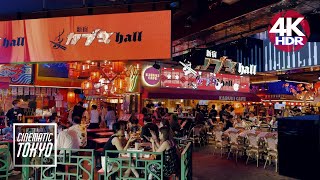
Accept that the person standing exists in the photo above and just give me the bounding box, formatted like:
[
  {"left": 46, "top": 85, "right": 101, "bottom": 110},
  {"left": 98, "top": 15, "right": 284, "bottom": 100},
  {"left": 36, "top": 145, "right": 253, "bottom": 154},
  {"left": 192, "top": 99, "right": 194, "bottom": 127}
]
[
  {"left": 105, "top": 106, "right": 116, "bottom": 129},
  {"left": 209, "top": 105, "right": 218, "bottom": 123},
  {"left": 88, "top": 105, "right": 100, "bottom": 129},
  {"left": 6, "top": 100, "right": 24, "bottom": 127},
  {"left": 72, "top": 102, "right": 85, "bottom": 119},
  {"left": 101, "top": 102, "right": 108, "bottom": 123}
]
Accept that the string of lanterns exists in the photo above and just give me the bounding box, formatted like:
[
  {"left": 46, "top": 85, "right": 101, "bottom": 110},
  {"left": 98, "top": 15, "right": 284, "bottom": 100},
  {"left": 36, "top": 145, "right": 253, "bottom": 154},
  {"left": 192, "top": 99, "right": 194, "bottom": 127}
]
[{"left": 69, "top": 61, "right": 140, "bottom": 97}]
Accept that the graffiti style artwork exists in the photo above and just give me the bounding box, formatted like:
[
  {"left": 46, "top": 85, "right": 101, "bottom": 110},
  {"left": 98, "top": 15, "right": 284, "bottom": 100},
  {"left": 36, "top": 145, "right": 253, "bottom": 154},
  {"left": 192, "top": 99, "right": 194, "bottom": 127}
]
[{"left": 0, "top": 64, "right": 32, "bottom": 84}]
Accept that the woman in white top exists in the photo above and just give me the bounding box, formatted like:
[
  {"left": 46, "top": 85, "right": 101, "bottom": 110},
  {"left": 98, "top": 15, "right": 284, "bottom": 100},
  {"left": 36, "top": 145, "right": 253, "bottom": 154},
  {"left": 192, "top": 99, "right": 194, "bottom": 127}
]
[{"left": 88, "top": 105, "right": 100, "bottom": 129}]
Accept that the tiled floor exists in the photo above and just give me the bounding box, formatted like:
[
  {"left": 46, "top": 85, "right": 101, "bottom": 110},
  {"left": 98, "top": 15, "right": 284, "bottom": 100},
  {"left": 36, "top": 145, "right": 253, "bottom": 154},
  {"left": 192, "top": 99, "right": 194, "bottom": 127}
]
[{"left": 9, "top": 145, "right": 295, "bottom": 180}]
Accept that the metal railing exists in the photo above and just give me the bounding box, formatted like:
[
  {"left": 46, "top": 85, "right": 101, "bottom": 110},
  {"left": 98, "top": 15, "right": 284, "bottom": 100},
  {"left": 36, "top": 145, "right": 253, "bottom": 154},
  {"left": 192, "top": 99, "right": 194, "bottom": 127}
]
[
  {"left": 0, "top": 142, "right": 10, "bottom": 180},
  {"left": 40, "top": 148, "right": 95, "bottom": 180},
  {"left": 181, "top": 142, "right": 192, "bottom": 180},
  {"left": 102, "top": 150, "right": 164, "bottom": 180}
]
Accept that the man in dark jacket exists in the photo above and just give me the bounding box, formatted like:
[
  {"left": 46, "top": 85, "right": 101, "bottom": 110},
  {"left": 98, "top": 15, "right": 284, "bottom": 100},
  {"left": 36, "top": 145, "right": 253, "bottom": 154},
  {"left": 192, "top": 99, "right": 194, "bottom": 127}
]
[{"left": 141, "top": 117, "right": 159, "bottom": 142}]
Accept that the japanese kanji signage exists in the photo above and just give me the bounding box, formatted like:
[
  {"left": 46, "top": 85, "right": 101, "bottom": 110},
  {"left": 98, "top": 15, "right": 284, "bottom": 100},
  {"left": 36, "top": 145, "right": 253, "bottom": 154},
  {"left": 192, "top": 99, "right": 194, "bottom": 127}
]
[
  {"left": 0, "top": 11, "right": 171, "bottom": 63},
  {"left": 160, "top": 67, "right": 250, "bottom": 93}
]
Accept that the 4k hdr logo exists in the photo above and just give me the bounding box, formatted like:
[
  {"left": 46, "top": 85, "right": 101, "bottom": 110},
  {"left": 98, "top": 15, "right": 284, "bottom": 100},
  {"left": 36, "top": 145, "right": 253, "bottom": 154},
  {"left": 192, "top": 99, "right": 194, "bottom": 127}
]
[{"left": 268, "top": 10, "right": 310, "bottom": 52}]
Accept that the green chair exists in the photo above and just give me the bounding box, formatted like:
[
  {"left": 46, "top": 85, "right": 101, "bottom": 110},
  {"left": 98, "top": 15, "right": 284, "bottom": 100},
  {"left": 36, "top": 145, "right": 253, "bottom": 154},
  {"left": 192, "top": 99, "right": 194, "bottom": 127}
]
[
  {"left": 40, "top": 148, "right": 95, "bottom": 180},
  {"left": 0, "top": 142, "right": 10, "bottom": 180}
]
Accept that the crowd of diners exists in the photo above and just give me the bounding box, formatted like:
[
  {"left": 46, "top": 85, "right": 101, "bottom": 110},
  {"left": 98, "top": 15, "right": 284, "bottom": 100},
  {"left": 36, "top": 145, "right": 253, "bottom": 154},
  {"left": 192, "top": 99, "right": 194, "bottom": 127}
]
[{"left": 1, "top": 99, "right": 316, "bottom": 178}]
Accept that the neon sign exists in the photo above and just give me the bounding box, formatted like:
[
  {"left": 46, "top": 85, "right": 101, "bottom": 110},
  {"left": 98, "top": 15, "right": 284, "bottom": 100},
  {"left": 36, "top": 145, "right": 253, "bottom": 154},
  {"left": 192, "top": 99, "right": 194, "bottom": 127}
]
[
  {"left": 238, "top": 63, "right": 257, "bottom": 75},
  {"left": 161, "top": 67, "right": 250, "bottom": 92}
]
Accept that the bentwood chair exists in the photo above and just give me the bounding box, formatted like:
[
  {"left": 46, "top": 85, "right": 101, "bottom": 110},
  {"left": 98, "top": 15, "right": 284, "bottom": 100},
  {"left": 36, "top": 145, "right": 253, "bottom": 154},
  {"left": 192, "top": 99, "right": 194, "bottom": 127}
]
[
  {"left": 246, "top": 133, "right": 264, "bottom": 167},
  {"left": 213, "top": 131, "right": 228, "bottom": 157},
  {"left": 227, "top": 131, "right": 245, "bottom": 163},
  {"left": 264, "top": 135, "right": 278, "bottom": 172}
]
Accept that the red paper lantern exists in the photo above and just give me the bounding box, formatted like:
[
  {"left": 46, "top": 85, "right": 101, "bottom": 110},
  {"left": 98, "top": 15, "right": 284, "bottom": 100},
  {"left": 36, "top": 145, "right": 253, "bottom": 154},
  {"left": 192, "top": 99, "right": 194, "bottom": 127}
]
[
  {"left": 112, "top": 62, "right": 125, "bottom": 73},
  {"left": 67, "top": 91, "right": 76, "bottom": 103},
  {"left": 90, "top": 71, "right": 101, "bottom": 82},
  {"left": 81, "top": 80, "right": 93, "bottom": 90}
]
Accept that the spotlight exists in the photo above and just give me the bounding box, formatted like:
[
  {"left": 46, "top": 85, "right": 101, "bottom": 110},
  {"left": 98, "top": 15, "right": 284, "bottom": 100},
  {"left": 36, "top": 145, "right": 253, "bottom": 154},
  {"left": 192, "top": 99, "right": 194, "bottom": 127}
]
[
  {"left": 153, "top": 62, "right": 160, "bottom": 70},
  {"left": 264, "top": 84, "right": 269, "bottom": 91}
]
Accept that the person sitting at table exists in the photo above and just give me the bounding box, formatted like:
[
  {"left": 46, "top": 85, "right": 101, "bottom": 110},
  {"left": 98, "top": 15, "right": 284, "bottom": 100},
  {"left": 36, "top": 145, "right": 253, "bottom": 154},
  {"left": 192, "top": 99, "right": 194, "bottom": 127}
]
[
  {"left": 159, "top": 119, "right": 170, "bottom": 129},
  {"left": 195, "top": 109, "right": 205, "bottom": 125},
  {"left": 162, "top": 108, "right": 170, "bottom": 120},
  {"left": 101, "top": 122, "right": 139, "bottom": 178},
  {"left": 151, "top": 115, "right": 157, "bottom": 124},
  {"left": 88, "top": 105, "right": 100, "bottom": 129},
  {"left": 170, "top": 115, "right": 181, "bottom": 137},
  {"left": 233, "top": 116, "right": 245, "bottom": 128},
  {"left": 148, "top": 127, "right": 179, "bottom": 180},
  {"left": 180, "top": 118, "right": 192, "bottom": 136},
  {"left": 177, "top": 108, "right": 184, "bottom": 118},
  {"left": 248, "top": 112, "right": 258, "bottom": 124},
  {"left": 68, "top": 116, "right": 87, "bottom": 148},
  {"left": 130, "top": 119, "right": 141, "bottom": 133},
  {"left": 141, "top": 117, "right": 159, "bottom": 142},
  {"left": 270, "top": 117, "right": 278, "bottom": 129},
  {"left": 224, "top": 115, "right": 234, "bottom": 131}
]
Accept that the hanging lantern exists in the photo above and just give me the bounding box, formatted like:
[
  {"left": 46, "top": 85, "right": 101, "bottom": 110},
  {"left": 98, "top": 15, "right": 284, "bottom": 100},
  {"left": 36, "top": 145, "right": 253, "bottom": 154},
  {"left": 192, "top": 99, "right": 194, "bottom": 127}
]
[
  {"left": 112, "top": 76, "right": 127, "bottom": 94},
  {"left": 112, "top": 62, "right": 125, "bottom": 73},
  {"left": 67, "top": 91, "right": 76, "bottom": 103},
  {"left": 69, "top": 69, "right": 80, "bottom": 79},
  {"left": 81, "top": 80, "right": 93, "bottom": 90},
  {"left": 90, "top": 71, "right": 101, "bottom": 82},
  {"left": 82, "top": 64, "right": 90, "bottom": 71}
]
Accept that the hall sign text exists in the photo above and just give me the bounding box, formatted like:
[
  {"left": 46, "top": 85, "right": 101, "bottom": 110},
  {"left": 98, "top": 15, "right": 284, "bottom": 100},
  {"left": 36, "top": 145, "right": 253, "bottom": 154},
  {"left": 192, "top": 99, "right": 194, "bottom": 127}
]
[
  {"left": 238, "top": 63, "right": 257, "bottom": 75},
  {"left": 0, "top": 37, "right": 25, "bottom": 48}
]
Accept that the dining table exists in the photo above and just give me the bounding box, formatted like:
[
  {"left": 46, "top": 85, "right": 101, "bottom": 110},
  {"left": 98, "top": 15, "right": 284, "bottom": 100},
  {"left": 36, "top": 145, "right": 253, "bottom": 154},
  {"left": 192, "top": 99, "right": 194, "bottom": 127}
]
[
  {"left": 95, "top": 132, "right": 114, "bottom": 137},
  {"left": 92, "top": 138, "right": 110, "bottom": 144},
  {"left": 87, "top": 128, "right": 112, "bottom": 133}
]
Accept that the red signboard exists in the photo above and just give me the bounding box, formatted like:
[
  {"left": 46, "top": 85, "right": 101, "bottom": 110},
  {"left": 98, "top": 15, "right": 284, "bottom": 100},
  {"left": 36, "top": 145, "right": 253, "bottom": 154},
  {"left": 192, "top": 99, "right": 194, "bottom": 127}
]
[
  {"left": 160, "top": 68, "right": 250, "bottom": 93},
  {"left": 0, "top": 11, "right": 171, "bottom": 63}
]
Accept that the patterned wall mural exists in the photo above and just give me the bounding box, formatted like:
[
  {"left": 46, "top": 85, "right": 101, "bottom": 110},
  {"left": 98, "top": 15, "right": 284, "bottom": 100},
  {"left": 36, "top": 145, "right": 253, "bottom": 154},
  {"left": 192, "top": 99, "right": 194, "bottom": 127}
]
[{"left": 0, "top": 64, "right": 32, "bottom": 84}]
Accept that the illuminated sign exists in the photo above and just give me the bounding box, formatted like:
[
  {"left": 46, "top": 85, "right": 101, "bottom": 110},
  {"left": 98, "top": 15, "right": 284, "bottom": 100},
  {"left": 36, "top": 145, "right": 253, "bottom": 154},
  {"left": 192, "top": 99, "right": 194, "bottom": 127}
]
[
  {"left": 195, "top": 56, "right": 237, "bottom": 74},
  {"left": 206, "top": 50, "right": 217, "bottom": 58},
  {"left": 161, "top": 67, "right": 250, "bottom": 92},
  {"left": 0, "top": 11, "right": 171, "bottom": 63},
  {"left": 142, "top": 66, "right": 160, "bottom": 87},
  {"left": 238, "top": 63, "right": 256, "bottom": 75},
  {"left": 219, "top": 96, "right": 247, "bottom": 101}
]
